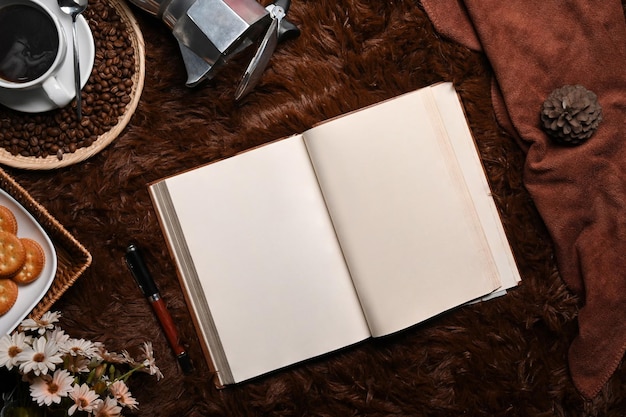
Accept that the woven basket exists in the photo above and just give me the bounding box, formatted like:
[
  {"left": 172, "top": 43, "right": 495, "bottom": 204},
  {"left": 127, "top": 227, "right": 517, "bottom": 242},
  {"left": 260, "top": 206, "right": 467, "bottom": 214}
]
[
  {"left": 0, "top": 168, "right": 92, "bottom": 319},
  {"left": 0, "top": 0, "right": 146, "bottom": 170}
]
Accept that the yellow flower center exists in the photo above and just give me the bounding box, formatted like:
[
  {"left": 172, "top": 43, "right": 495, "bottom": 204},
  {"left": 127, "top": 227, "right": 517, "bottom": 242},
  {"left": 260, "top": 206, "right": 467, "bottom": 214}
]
[
  {"left": 8, "top": 346, "right": 21, "bottom": 357},
  {"left": 33, "top": 353, "right": 45, "bottom": 362}
]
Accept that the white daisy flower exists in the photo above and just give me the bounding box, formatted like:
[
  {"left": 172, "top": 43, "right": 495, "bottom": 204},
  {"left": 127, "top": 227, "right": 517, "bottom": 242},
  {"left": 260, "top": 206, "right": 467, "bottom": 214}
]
[
  {"left": 140, "top": 342, "right": 163, "bottom": 380},
  {"left": 96, "top": 346, "right": 127, "bottom": 364},
  {"left": 93, "top": 396, "right": 122, "bottom": 417},
  {"left": 120, "top": 349, "right": 138, "bottom": 366},
  {"left": 17, "top": 336, "right": 63, "bottom": 375},
  {"left": 64, "top": 354, "right": 91, "bottom": 373},
  {"left": 68, "top": 383, "right": 101, "bottom": 416},
  {"left": 0, "top": 332, "right": 32, "bottom": 370},
  {"left": 108, "top": 380, "right": 138, "bottom": 409},
  {"left": 61, "top": 338, "right": 99, "bottom": 358},
  {"left": 45, "top": 327, "right": 70, "bottom": 346},
  {"left": 20, "top": 311, "right": 61, "bottom": 335},
  {"left": 29, "top": 369, "right": 74, "bottom": 406}
]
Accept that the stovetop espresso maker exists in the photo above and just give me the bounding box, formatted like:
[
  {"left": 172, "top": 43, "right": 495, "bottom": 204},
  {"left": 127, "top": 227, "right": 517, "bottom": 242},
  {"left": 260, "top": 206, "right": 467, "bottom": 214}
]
[{"left": 127, "top": 0, "right": 299, "bottom": 97}]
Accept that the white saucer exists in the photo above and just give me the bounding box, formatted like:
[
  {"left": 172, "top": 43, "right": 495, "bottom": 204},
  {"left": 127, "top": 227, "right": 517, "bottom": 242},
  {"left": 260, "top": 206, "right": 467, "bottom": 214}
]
[{"left": 0, "top": 2, "right": 95, "bottom": 113}]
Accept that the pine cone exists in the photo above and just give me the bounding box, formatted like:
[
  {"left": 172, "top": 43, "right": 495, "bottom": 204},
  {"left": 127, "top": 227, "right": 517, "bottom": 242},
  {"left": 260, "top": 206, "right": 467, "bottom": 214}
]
[{"left": 540, "top": 85, "right": 603, "bottom": 145}]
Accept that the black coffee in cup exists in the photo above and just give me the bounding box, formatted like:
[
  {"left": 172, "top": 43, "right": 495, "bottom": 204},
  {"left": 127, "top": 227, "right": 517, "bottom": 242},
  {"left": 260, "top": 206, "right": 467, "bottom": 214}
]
[{"left": 0, "top": 4, "right": 60, "bottom": 83}]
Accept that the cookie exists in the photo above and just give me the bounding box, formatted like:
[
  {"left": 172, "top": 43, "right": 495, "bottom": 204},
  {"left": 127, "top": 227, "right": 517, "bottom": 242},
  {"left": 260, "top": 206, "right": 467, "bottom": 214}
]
[
  {"left": 0, "top": 205, "right": 18, "bottom": 235},
  {"left": 12, "top": 238, "right": 45, "bottom": 285},
  {"left": 0, "top": 278, "right": 18, "bottom": 316},
  {"left": 0, "top": 230, "right": 25, "bottom": 277}
]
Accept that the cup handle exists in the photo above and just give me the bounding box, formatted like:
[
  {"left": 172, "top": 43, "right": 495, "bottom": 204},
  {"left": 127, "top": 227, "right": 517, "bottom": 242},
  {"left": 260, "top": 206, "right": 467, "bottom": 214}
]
[{"left": 41, "top": 76, "right": 73, "bottom": 108}]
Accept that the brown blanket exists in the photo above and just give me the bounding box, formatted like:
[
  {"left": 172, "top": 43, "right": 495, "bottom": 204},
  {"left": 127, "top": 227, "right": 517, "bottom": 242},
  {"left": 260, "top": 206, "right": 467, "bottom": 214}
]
[
  {"left": 3, "top": 0, "right": 626, "bottom": 415},
  {"left": 422, "top": 0, "right": 626, "bottom": 399}
]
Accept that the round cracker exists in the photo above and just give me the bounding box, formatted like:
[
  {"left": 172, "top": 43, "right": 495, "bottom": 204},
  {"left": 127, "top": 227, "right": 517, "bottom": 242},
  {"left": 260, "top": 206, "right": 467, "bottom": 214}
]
[
  {"left": 0, "top": 278, "right": 18, "bottom": 316},
  {"left": 0, "top": 230, "right": 25, "bottom": 277},
  {"left": 12, "top": 238, "right": 46, "bottom": 285},
  {"left": 0, "top": 205, "right": 18, "bottom": 235}
]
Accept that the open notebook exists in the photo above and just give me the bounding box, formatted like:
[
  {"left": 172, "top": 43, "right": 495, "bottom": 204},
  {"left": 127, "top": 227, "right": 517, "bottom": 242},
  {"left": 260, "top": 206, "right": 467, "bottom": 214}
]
[{"left": 149, "top": 82, "right": 521, "bottom": 387}]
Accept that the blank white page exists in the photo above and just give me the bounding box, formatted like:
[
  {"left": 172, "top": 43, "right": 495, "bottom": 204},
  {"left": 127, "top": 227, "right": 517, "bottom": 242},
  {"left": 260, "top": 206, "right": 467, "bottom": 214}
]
[
  {"left": 303, "top": 84, "right": 502, "bottom": 337},
  {"left": 162, "top": 135, "right": 370, "bottom": 383}
]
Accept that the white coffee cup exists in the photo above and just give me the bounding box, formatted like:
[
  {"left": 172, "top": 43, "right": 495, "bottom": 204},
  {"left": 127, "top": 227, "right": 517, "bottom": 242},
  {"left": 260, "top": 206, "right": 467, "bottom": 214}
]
[{"left": 0, "top": 0, "right": 74, "bottom": 108}]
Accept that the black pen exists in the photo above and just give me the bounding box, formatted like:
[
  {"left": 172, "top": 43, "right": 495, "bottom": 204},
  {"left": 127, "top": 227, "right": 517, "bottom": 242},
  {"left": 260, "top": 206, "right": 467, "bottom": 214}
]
[{"left": 125, "top": 243, "right": 193, "bottom": 374}]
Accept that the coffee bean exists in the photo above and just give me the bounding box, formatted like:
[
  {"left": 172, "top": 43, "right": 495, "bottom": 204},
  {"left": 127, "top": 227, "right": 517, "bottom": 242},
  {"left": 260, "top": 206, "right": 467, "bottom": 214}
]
[{"left": 0, "top": 0, "right": 136, "bottom": 159}]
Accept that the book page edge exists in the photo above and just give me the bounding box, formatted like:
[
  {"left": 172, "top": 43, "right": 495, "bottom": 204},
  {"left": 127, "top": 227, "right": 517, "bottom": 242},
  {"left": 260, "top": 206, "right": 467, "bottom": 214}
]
[
  {"left": 424, "top": 85, "right": 508, "bottom": 294},
  {"left": 433, "top": 83, "right": 522, "bottom": 291},
  {"left": 149, "top": 180, "right": 233, "bottom": 387}
]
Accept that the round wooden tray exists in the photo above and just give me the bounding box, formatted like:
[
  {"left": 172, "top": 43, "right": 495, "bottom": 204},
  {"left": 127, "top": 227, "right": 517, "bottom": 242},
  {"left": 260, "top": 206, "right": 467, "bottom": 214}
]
[{"left": 0, "top": 0, "right": 145, "bottom": 170}]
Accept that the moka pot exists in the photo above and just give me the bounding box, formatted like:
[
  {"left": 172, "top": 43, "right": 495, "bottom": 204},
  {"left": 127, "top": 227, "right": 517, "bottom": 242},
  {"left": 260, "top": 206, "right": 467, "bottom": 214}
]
[{"left": 126, "top": 0, "right": 296, "bottom": 88}]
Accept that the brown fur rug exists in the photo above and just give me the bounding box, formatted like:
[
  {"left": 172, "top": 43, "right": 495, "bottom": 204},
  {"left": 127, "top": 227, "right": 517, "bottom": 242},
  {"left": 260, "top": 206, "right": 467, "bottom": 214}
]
[{"left": 4, "top": 0, "right": 626, "bottom": 416}]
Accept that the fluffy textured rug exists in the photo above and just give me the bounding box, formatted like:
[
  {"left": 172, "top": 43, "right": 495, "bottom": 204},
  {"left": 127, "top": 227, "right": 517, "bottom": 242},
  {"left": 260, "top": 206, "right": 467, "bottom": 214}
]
[{"left": 3, "top": 0, "right": 626, "bottom": 416}]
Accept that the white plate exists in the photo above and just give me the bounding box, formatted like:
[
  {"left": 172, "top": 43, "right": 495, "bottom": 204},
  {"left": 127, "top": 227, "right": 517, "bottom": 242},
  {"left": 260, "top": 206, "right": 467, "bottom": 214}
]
[
  {"left": 0, "top": 6, "right": 94, "bottom": 113},
  {"left": 0, "top": 188, "right": 57, "bottom": 335}
]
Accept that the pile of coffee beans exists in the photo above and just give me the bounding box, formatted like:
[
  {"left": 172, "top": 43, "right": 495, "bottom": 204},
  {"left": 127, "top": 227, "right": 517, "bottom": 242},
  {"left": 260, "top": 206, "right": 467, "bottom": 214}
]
[{"left": 0, "top": 0, "right": 137, "bottom": 160}]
